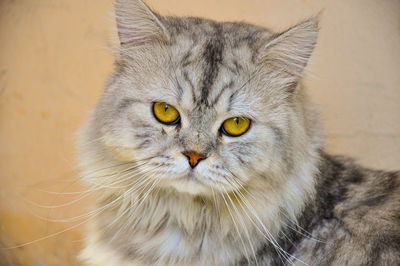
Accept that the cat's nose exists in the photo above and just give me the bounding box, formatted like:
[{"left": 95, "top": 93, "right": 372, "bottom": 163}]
[{"left": 183, "top": 152, "right": 206, "bottom": 168}]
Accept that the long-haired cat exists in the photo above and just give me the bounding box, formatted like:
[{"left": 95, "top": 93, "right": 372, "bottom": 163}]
[{"left": 77, "top": 0, "right": 400, "bottom": 265}]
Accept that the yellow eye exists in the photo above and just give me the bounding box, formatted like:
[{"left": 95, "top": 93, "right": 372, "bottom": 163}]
[
  {"left": 153, "top": 102, "right": 181, "bottom": 125},
  {"left": 221, "top": 117, "right": 251, "bottom": 137}
]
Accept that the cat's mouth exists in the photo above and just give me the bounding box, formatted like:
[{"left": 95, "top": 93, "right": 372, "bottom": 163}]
[
  {"left": 182, "top": 171, "right": 201, "bottom": 184},
  {"left": 167, "top": 170, "right": 210, "bottom": 195}
]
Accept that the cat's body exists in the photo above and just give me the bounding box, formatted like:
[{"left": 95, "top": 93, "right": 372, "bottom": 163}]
[
  {"left": 78, "top": 0, "right": 400, "bottom": 265},
  {"left": 291, "top": 154, "right": 400, "bottom": 265},
  {"left": 80, "top": 152, "right": 400, "bottom": 266}
]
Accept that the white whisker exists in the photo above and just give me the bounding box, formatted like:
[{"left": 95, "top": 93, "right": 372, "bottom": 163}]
[
  {"left": 229, "top": 181, "right": 309, "bottom": 266},
  {"left": 222, "top": 186, "right": 259, "bottom": 266},
  {"left": 219, "top": 190, "right": 251, "bottom": 264}
]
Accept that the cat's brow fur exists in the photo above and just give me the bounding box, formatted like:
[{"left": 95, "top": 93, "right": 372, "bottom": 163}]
[{"left": 77, "top": 0, "right": 400, "bottom": 265}]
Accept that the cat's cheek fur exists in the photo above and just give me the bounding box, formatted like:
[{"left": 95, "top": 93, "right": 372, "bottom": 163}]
[{"left": 219, "top": 124, "right": 280, "bottom": 180}]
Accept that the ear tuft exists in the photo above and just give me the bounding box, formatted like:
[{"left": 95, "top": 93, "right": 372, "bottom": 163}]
[
  {"left": 115, "top": 0, "right": 169, "bottom": 46},
  {"left": 260, "top": 17, "right": 319, "bottom": 79}
]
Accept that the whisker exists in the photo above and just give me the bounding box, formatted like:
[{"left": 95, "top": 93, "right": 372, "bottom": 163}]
[
  {"left": 82, "top": 161, "right": 137, "bottom": 177},
  {"left": 229, "top": 170, "right": 323, "bottom": 248},
  {"left": 26, "top": 161, "right": 150, "bottom": 197},
  {"left": 106, "top": 171, "right": 159, "bottom": 230},
  {"left": 219, "top": 190, "right": 251, "bottom": 264},
  {"left": 107, "top": 176, "right": 160, "bottom": 244},
  {"left": 78, "top": 135, "right": 105, "bottom": 146},
  {"left": 22, "top": 163, "right": 158, "bottom": 209},
  {"left": 278, "top": 210, "right": 325, "bottom": 244},
  {"left": 229, "top": 181, "right": 308, "bottom": 265},
  {"left": 22, "top": 192, "right": 91, "bottom": 209},
  {"left": 211, "top": 187, "right": 222, "bottom": 230},
  {"left": 222, "top": 186, "right": 259, "bottom": 266},
  {"left": 1, "top": 177, "right": 146, "bottom": 250},
  {"left": 226, "top": 184, "right": 289, "bottom": 264},
  {"left": 220, "top": 167, "right": 306, "bottom": 265},
  {"left": 24, "top": 165, "right": 162, "bottom": 223},
  {"left": 85, "top": 164, "right": 149, "bottom": 189},
  {"left": 84, "top": 160, "right": 153, "bottom": 186},
  {"left": 1, "top": 213, "right": 95, "bottom": 250},
  {"left": 223, "top": 167, "right": 257, "bottom": 201}
]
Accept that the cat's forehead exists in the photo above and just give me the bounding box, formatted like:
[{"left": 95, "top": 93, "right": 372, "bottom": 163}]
[
  {"left": 164, "top": 17, "right": 271, "bottom": 51},
  {"left": 162, "top": 17, "right": 273, "bottom": 112}
]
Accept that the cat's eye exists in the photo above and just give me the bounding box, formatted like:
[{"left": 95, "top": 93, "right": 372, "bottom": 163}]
[
  {"left": 153, "top": 102, "right": 181, "bottom": 125},
  {"left": 221, "top": 117, "right": 251, "bottom": 137}
]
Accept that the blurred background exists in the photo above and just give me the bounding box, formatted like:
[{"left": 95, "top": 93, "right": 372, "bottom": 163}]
[{"left": 0, "top": 0, "right": 399, "bottom": 265}]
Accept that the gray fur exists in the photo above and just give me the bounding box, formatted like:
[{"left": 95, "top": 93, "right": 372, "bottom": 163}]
[{"left": 77, "top": 1, "right": 400, "bottom": 265}]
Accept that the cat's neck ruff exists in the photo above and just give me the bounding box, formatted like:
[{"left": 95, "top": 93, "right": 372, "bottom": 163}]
[{"left": 79, "top": 148, "right": 319, "bottom": 266}]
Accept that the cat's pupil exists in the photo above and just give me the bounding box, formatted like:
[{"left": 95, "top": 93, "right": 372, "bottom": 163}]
[
  {"left": 164, "top": 104, "right": 168, "bottom": 112},
  {"left": 234, "top": 117, "right": 239, "bottom": 124}
]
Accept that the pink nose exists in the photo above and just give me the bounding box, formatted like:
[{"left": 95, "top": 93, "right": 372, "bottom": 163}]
[{"left": 183, "top": 152, "right": 206, "bottom": 168}]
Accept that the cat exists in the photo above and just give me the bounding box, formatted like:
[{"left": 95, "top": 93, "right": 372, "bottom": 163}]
[{"left": 77, "top": 0, "right": 400, "bottom": 265}]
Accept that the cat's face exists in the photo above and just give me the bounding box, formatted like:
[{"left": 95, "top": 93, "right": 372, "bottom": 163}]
[
  {"left": 81, "top": 0, "right": 321, "bottom": 199},
  {"left": 102, "top": 29, "right": 283, "bottom": 195}
]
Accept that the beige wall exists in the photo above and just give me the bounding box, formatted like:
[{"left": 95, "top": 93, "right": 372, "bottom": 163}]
[{"left": 1, "top": 0, "right": 399, "bottom": 264}]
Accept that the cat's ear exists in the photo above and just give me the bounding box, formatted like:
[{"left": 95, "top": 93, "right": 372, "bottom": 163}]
[
  {"left": 259, "top": 17, "right": 318, "bottom": 85},
  {"left": 115, "top": 0, "right": 169, "bottom": 46}
]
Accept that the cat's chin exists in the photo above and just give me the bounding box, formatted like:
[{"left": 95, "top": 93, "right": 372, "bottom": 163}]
[{"left": 161, "top": 172, "right": 212, "bottom": 196}]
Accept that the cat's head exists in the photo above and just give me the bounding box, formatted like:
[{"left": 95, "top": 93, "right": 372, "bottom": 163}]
[{"left": 79, "top": 0, "right": 323, "bottom": 200}]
